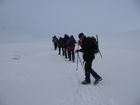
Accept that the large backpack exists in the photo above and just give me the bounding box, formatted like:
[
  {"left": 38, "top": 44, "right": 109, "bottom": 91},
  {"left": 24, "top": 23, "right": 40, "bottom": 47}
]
[
  {"left": 91, "top": 35, "right": 102, "bottom": 58},
  {"left": 91, "top": 36, "right": 99, "bottom": 54},
  {"left": 67, "top": 37, "right": 76, "bottom": 47},
  {"left": 85, "top": 36, "right": 99, "bottom": 54}
]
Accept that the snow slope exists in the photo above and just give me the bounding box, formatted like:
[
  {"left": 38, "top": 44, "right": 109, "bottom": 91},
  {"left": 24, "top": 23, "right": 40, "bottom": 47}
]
[
  {"left": 98, "top": 30, "right": 140, "bottom": 105},
  {"left": 0, "top": 29, "right": 140, "bottom": 105},
  {"left": 0, "top": 40, "right": 117, "bottom": 105}
]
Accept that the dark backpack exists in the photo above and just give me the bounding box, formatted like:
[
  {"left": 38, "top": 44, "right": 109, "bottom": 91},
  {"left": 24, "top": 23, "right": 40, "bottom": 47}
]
[
  {"left": 67, "top": 37, "right": 76, "bottom": 47},
  {"left": 85, "top": 36, "right": 99, "bottom": 54},
  {"left": 91, "top": 36, "right": 99, "bottom": 54}
]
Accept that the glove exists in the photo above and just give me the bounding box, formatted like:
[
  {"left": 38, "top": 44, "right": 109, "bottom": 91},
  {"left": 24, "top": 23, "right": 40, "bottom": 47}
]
[{"left": 75, "top": 49, "right": 80, "bottom": 53}]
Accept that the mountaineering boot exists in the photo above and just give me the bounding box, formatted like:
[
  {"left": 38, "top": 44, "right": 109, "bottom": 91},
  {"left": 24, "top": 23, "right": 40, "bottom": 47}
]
[
  {"left": 81, "top": 80, "right": 90, "bottom": 85},
  {"left": 94, "top": 77, "right": 102, "bottom": 85}
]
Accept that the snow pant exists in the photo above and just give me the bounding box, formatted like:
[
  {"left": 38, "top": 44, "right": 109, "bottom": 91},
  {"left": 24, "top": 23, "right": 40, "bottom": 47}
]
[
  {"left": 84, "top": 55, "right": 101, "bottom": 83},
  {"left": 62, "top": 47, "right": 65, "bottom": 56},
  {"left": 68, "top": 49, "right": 75, "bottom": 61},
  {"left": 64, "top": 47, "right": 68, "bottom": 59},
  {"left": 54, "top": 42, "right": 57, "bottom": 50},
  {"left": 58, "top": 46, "right": 64, "bottom": 55}
]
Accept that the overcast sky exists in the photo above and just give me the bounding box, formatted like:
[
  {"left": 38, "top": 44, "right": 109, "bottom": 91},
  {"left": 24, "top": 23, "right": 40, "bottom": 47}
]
[{"left": 0, "top": 0, "right": 140, "bottom": 36}]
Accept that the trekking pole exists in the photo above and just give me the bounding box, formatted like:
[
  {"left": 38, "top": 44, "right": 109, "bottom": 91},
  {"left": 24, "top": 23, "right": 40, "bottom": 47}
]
[
  {"left": 75, "top": 44, "right": 84, "bottom": 71},
  {"left": 76, "top": 52, "right": 79, "bottom": 71},
  {"left": 96, "top": 35, "right": 103, "bottom": 59},
  {"left": 98, "top": 50, "right": 102, "bottom": 59},
  {"left": 76, "top": 44, "right": 79, "bottom": 71},
  {"left": 77, "top": 53, "right": 84, "bottom": 71}
]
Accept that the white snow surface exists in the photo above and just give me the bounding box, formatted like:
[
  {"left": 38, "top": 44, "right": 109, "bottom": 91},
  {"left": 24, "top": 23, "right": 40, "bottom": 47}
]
[{"left": 0, "top": 30, "right": 140, "bottom": 105}]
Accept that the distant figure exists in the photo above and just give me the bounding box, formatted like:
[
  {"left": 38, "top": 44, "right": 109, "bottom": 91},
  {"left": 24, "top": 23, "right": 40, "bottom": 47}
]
[
  {"left": 63, "top": 34, "right": 69, "bottom": 59},
  {"left": 58, "top": 37, "right": 64, "bottom": 55},
  {"left": 67, "top": 35, "right": 76, "bottom": 62},
  {"left": 76, "top": 33, "right": 102, "bottom": 85},
  {"left": 52, "top": 36, "right": 58, "bottom": 50}
]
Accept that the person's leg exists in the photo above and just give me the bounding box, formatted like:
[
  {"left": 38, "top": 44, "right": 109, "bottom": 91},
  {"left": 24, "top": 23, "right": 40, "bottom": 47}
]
[
  {"left": 58, "top": 47, "right": 61, "bottom": 55},
  {"left": 85, "top": 55, "right": 101, "bottom": 79},
  {"left": 64, "top": 47, "right": 67, "bottom": 58},
  {"left": 90, "top": 68, "right": 101, "bottom": 79},
  {"left": 62, "top": 47, "right": 65, "bottom": 56},
  {"left": 71, "top": 50, "right": 75, "bottom": 62},
  {"left": 84, "top": 60, "right": 92, "bottom": 83},
  {"left": 88, "top": 59, "right": 102, "bottom": 84},
  {"left": 68, "top": 49, "right": 71, "bottom": 61},
  {"left": 53, "top": 43, "right": 55, "bottom": 50},
  {"left": 54, "top": 43, "right": 57, "bottom": 50}
]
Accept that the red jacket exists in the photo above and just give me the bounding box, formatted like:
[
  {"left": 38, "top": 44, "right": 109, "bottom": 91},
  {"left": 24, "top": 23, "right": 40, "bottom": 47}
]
[
  {"left": 66, "top": 41, "right": 76, "bottom": 50},
  {"left": 78, "top": 40, "right": 83, "bottom": 46}
]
